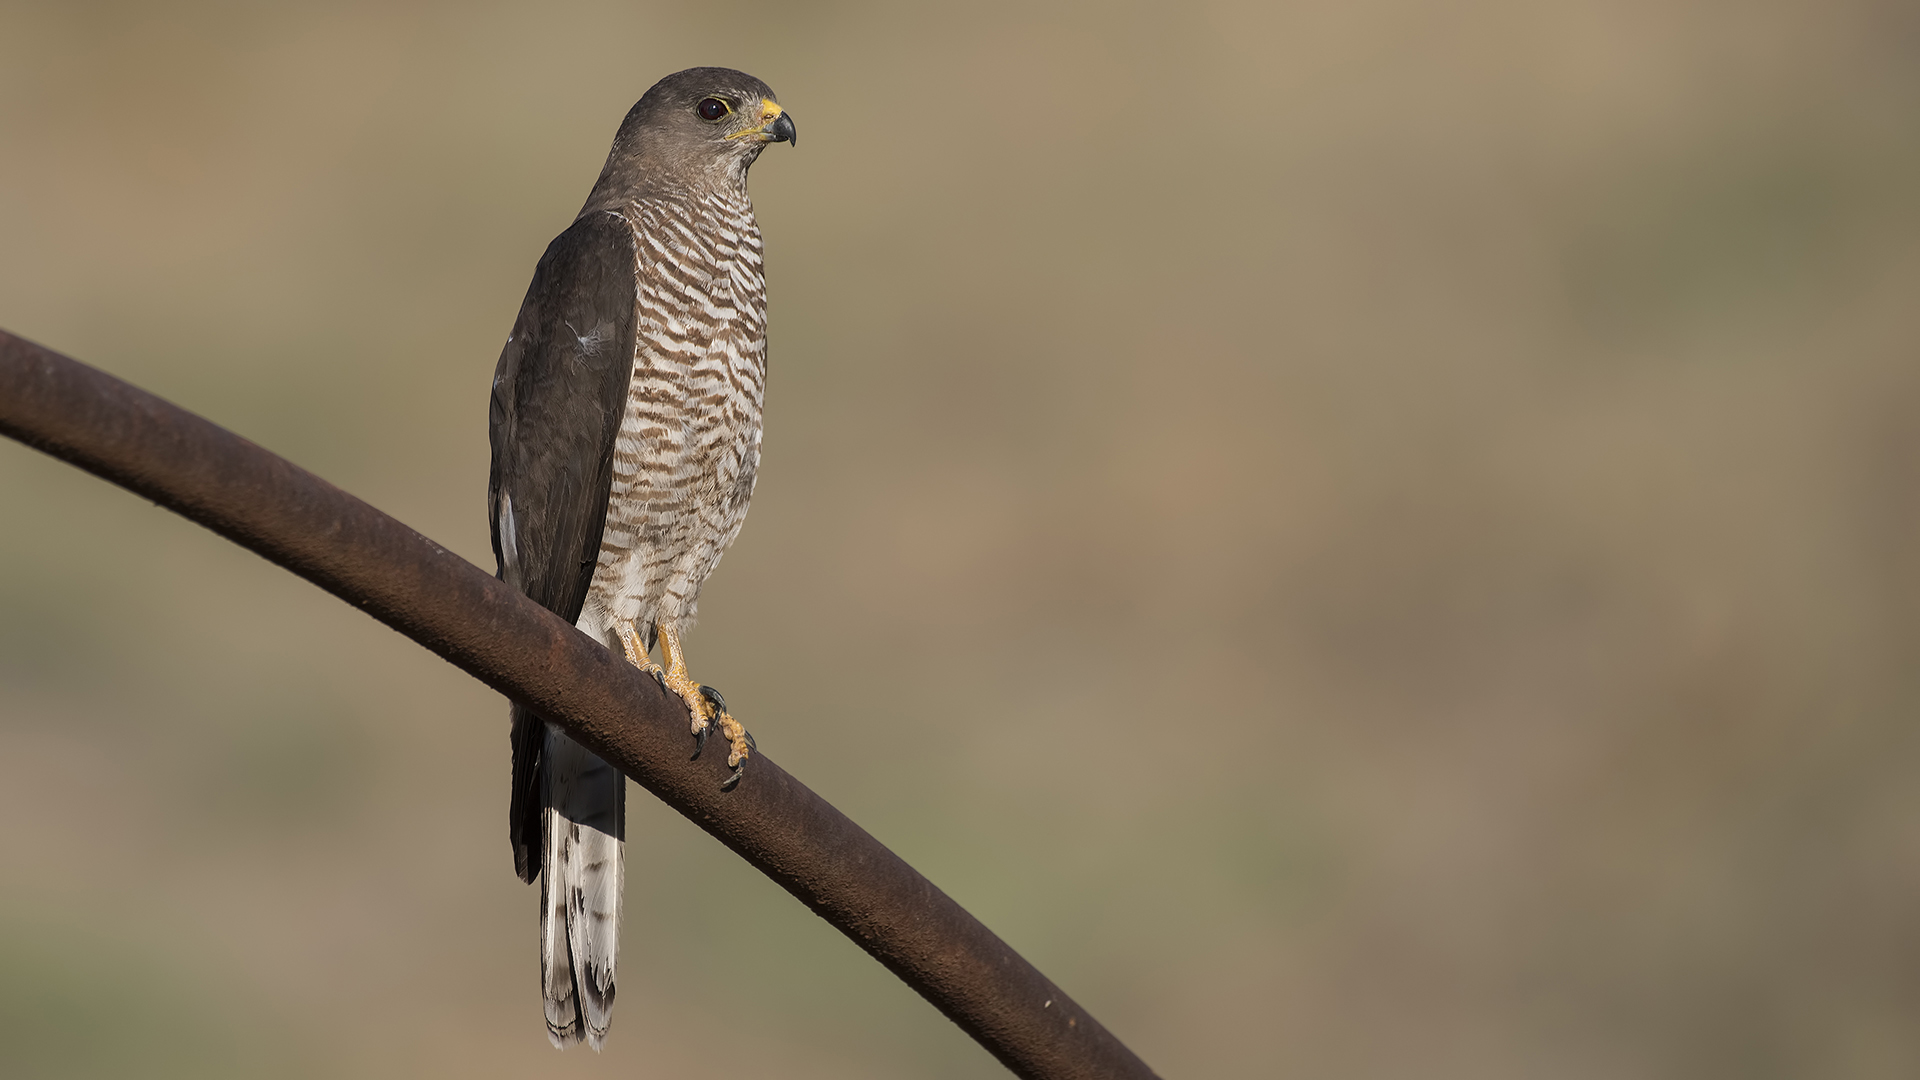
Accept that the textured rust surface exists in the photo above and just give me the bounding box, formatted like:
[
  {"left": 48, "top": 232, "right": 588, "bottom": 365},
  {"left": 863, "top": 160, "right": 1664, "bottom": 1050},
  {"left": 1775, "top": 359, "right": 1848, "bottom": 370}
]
[{"left": 0, "top": 328, "right": 1160, "bottom": 1080}]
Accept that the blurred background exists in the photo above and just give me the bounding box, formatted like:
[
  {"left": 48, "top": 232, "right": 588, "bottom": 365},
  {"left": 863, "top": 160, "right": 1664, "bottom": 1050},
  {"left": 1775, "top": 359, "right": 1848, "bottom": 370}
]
[{"left": 2, "top": 1, "right": 1918, "bottom": 1076}]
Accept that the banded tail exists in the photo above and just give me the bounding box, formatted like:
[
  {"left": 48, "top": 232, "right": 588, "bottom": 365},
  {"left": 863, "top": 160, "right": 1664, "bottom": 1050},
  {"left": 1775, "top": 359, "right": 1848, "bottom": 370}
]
[{"left": 511, "top": 705, "right": 626, "bottom": 1048}]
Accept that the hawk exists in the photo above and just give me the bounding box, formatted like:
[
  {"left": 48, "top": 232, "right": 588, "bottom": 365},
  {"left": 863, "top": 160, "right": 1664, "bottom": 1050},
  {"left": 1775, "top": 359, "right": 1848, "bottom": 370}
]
[{"left": 486, "top": 67, "right": 795, "bottom": 1049}]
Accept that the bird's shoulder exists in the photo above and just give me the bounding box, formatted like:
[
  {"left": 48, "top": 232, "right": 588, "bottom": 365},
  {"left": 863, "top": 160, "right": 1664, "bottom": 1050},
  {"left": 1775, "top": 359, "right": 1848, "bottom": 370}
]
[{"left": 497, "top": 212, "right": 640, "bottom": 375}]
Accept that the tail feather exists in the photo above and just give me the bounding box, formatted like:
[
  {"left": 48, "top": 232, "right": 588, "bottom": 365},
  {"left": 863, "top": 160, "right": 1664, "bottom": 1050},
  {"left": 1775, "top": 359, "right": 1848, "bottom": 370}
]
[
  {"left": 509, "top": 704, "right": 545, "bottom": 884},
  {"left": 538, "top": 723, "right": 626, "bottom": 1049}
]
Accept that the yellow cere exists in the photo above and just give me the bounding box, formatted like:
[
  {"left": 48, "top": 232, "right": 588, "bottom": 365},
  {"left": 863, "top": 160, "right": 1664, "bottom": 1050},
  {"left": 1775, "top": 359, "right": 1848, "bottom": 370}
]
[{"left": 724, "top": 99, "right": 785, "bottom": 140}]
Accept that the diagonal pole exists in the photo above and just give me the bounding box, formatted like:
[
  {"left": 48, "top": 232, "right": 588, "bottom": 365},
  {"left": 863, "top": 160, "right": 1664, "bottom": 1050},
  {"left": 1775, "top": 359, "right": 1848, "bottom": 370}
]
[{"left": 0, "top": 327, "right": 1160, "bottom": 1080}]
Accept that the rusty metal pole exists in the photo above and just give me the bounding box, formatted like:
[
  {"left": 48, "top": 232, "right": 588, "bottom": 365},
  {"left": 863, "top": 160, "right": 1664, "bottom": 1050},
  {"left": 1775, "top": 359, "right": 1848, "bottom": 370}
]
[{"left": 0, "top": 328, "right": 1160, "bottom": 1080}]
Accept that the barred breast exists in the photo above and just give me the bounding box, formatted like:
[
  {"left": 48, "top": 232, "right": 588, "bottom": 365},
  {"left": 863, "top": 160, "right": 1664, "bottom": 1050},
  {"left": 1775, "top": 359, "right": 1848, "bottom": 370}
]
[{"left": 578, "top": 190, "right": 768, "bottom": 648}]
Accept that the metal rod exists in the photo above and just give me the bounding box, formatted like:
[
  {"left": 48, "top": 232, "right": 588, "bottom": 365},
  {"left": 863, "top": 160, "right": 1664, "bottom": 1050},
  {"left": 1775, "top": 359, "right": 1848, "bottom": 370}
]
[{"left": 0, "top": 328, "right": 1160, "bottom": 1080}]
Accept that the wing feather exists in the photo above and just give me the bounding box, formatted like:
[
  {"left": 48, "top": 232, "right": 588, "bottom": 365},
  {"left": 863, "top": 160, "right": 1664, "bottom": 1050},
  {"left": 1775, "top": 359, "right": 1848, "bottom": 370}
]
[{"left": 488, "top": 211, "right": 638, "bottom": 883}]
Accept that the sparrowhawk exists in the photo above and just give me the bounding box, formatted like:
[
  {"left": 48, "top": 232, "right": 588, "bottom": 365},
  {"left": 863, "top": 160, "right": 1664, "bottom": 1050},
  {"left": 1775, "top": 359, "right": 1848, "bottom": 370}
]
[{"left": 487, "top": 67, "right": 794, "bottom": 1049}]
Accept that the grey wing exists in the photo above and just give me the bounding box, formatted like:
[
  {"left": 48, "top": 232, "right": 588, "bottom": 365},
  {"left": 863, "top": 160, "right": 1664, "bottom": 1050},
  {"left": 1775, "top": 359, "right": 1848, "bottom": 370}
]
[{"left": 488, "top": 210, "right": 638, "bottom": 883}]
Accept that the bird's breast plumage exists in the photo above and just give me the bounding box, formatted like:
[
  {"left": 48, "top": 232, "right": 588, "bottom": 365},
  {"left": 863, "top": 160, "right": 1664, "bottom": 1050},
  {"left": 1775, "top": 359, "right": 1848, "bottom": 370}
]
[{"left": 579, "top": 193, "right": 768, "bottom": 643}]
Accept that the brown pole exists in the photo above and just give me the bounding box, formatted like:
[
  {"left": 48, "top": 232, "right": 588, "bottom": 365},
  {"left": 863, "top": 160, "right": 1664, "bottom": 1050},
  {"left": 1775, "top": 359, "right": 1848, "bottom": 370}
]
[{"left": 0, "top": 328, "right": 1160, "bottom": 1080}]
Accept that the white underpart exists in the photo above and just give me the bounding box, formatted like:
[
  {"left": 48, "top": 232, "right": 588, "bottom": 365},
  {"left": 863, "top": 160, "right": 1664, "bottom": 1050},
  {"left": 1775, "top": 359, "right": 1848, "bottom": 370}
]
[{"left": 579, "top": 193, "right": 767, "bottom": 645}]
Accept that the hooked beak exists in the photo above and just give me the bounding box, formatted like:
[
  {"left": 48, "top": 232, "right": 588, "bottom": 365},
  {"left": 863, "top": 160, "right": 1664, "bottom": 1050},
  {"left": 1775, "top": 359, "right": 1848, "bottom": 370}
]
[
  {"left": 729, "top": 100, "right": 797, "bottom": 146},
  {"left": 768, "top": 111, "right": 796, "bottom": 146}
]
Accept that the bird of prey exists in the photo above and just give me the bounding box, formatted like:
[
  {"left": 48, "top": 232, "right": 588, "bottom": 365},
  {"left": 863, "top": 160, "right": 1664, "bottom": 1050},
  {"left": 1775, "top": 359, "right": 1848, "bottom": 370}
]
[{"left": 486, "top": 67, "right": 795, "bottom": 1049}]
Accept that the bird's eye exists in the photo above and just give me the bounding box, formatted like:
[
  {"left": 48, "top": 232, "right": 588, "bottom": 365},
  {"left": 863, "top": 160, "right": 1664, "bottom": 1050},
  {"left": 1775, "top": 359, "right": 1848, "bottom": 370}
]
[{"left": 697, "top": 98, "right": 731, "bottom": 121}]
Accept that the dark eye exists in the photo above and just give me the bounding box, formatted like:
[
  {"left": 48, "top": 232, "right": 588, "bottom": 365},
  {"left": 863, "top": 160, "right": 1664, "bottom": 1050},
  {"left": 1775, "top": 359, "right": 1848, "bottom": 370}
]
[{"left": 697, "top": 97, "right": 730, "bottom": 121}]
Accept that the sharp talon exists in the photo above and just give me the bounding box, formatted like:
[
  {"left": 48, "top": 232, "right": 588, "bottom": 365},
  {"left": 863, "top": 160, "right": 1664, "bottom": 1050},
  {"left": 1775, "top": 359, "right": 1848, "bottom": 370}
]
[
  {"left": 744, "top": 729, "right": 758, "bottom": 753},
  {"left": 721, "top": 763, "right": 746, "bottom": 791},
  {"left": 646, "top": 628, "right": 746, "bottom": 782},
  {"left": 649, "top": 668, "right": 667, "bottom": 689}
]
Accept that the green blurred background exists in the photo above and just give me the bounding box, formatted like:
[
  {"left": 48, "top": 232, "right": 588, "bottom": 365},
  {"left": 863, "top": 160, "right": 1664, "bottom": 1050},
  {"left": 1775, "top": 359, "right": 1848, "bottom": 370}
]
[{"left": 2, "top": 1, "right": 1918, "bottom": 1077}]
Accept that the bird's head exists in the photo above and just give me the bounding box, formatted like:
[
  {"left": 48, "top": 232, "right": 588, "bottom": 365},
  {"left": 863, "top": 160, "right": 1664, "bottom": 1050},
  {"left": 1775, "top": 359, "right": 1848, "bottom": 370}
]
[{"left": 587, "top": 67, "right": 795, "bottom": 207}]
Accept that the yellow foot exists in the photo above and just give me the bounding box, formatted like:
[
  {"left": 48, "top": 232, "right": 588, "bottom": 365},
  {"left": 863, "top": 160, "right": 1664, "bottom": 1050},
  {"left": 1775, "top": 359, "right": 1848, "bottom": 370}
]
[
  {"left": 614, "top": 621, "right": 664, "bottom": 680},
  {"left": 655, "top": 623, "right": 755, "bottom": 787}
]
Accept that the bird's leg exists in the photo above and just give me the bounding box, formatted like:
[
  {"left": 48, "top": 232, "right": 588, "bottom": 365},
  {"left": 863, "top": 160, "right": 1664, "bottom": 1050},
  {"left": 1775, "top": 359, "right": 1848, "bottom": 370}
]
[
  {"left": 655, "top": 623, "right": 753, "bottom": 784},
  {"left": 615, "top": 620, "right": 664, "bottom": 682}
]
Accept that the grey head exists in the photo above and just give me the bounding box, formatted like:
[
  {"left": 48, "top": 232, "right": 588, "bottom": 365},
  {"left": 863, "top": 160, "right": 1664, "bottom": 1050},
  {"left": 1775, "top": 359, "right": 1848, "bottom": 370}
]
[{"left": 581, "top": 66, "right": 795, "bottom": 214}]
